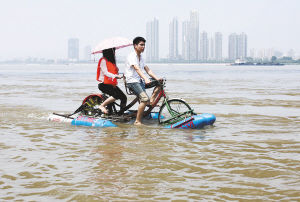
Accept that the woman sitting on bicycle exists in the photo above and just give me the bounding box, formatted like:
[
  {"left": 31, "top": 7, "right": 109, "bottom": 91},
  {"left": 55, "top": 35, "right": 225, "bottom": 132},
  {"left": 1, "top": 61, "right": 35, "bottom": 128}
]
[{"left": 97, "top": 48, "right": 127, "bottom": 114}]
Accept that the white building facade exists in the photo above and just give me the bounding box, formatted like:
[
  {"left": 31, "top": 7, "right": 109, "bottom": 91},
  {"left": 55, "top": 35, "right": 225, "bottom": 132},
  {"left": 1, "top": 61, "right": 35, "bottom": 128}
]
[
  {"left": 68, "top": 38, "right": 79, "bottom": 62},
  {"left": 169, "top": 18, "right": 178, "bottom": 60},
  {"left": 146, "top": 18, "right": 159, "bottom": 62}
]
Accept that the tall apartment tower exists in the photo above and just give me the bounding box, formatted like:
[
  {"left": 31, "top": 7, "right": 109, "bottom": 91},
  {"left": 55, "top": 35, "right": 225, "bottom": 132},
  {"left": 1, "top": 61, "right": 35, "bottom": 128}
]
[
  {"left": 238, "top": 33, "right": 247, "bottom": 59},
  {"left": 228, "top": 33, "right": 238, "bottom": 61},
  {"left": 189, "top": 10, "right": 199, "bottom": 61},
  {"left": 214, "top": 32, "right": 222, "bottom": 61},
  {"left": 169, "top": 17, "right": 178, "bottom": 60},
  {"left": 208, "top": 37, "right": 215, "bottom": 60},
  {"left": 146, "top": 18, "right": 159, "bottom": 62},
  {"left": 68, "top": 38, "right": 79, "bottom": 62},
  {"left": 209, "top": 36, "right": 215, "bottom": 60},
  {"left": 182, "top": 20, "right": 190, "bottom": 61},
  {"left": 228, "top": 33, "right": 247, "bottom": 61},
  {"left": 199, "top": 31, "right": 208, "bottom": 61}
]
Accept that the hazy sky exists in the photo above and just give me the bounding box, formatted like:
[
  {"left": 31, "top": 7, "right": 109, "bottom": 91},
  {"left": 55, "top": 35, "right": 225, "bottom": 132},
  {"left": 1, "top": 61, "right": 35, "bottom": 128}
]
[{"left": 1, "top": 0, "right": 299, "bottom": 60}]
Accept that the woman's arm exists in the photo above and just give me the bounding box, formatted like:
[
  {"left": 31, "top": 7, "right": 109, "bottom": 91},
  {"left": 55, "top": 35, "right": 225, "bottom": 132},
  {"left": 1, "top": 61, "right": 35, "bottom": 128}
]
[{"left": 101, "top": 59, "right": 118, "bottom": 79}]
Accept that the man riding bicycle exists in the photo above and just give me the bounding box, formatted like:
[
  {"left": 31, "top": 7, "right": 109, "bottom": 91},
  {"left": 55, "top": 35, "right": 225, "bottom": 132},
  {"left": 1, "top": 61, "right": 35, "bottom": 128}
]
[{"left": 125, "top": 36, "right": 162, "bottom": 126}]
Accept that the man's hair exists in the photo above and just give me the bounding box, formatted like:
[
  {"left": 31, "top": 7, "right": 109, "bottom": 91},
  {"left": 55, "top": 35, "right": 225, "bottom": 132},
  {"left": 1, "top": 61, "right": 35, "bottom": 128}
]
[{"left": 133, "top": 37, "right": 146, "bottom": 45}]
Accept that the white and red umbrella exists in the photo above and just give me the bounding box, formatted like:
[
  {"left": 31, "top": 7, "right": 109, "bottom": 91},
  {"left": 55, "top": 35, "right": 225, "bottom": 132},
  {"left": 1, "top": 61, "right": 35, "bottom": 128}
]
[{"left": 92, "top": 37, "right": 132, "bottom": 54}]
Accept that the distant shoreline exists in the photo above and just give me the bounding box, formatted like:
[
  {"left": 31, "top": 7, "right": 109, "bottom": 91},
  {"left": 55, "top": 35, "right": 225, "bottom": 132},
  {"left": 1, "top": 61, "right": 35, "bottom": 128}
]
[{"left": 1, "top": 61, "right": 300, "bottom": 66}]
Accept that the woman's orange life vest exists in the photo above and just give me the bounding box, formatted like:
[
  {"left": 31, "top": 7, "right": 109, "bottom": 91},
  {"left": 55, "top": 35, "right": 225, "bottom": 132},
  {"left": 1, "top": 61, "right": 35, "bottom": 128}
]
[{"left": 96, "top": 57, "right": 118, "bottom": 86}]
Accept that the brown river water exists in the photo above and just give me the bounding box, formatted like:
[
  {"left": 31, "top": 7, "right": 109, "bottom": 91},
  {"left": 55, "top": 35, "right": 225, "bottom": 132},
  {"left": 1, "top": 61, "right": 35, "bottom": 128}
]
[{"left": 0, "top": 64, "right": 299, "bottom": 201}]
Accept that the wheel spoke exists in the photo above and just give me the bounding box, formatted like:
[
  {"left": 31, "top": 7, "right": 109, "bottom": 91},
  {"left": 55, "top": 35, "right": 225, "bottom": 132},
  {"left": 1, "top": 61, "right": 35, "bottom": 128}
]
[{"left": 158, "top": 99, "right": 192, "bottom": 125}]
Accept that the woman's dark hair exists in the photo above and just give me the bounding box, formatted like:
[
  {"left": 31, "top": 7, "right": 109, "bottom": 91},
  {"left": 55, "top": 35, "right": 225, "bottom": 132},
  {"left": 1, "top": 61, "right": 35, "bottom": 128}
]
[
  {"left": 102, "top": 48, "right": 116, "bottom": 64},
  {"left": 133, "top": 37, "right": 146, "bottom": 45}
]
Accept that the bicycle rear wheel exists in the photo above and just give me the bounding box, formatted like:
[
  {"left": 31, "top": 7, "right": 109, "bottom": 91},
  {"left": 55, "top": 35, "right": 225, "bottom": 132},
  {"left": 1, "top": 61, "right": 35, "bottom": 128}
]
[
  {"left": 80, "top": 95, "right": 106, "bottom": 116},
  {"left": 158, "top": 99, "right": 192, "bottom": 125}
]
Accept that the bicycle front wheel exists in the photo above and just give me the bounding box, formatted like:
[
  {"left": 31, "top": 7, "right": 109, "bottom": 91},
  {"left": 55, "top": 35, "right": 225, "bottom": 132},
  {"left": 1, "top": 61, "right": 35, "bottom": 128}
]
[{"left": 158, "top": 99, "right": 192, "bottom": 125}]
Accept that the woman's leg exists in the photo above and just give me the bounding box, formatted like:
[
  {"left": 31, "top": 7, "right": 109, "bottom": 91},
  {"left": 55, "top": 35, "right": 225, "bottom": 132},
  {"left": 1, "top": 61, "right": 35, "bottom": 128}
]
[
  {"left": 99, "top": 96, "right": 116, "bottom": 114},
  {"left": 108, "top": 86, "right": 127, "bottom": 114},
  {"left": 98, "top": 83, "right": 128, "bottom": 114},
  {"left": 98, "top": 83, "right": 116, "bottom": 114},
  {"left": 114, "top": 86, "right": 127, "bottom": 109}
]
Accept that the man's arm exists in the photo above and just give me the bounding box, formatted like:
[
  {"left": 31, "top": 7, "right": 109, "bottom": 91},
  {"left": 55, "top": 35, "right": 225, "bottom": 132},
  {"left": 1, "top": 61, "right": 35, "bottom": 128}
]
[
  {"left": 132, "top": 65, "right": 151, "bottom": 84},
  {"left": 144, "top": 65, "right": 160, "bottom": 81}
]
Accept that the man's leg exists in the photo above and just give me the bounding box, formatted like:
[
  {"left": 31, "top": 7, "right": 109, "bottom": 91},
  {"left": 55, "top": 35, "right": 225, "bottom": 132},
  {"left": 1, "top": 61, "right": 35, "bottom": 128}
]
[
  {"left": 135, "top": 101, "right": 147, "bottom": 125},
  {"left": 150, "top": 86, "right": 161, "bottom": 105},
  {"left": 127, "top": 82, "right": 150, "bottom": 125},
  {"left": 135, "top": 90, "right": 149, "bottom": 125}
]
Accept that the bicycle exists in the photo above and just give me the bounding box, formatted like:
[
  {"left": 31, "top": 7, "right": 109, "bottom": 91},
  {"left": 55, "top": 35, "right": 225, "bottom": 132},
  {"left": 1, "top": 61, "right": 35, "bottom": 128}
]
[
  {"left": 74, "top": 77, "right": 195, "bottom": 125},
  {"left": 141, "top": 78, "right": 195, "bottom": 125}
]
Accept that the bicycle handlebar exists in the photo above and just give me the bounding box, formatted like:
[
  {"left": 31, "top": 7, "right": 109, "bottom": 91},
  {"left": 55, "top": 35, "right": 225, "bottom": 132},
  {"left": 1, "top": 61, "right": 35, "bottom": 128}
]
[{"left": 155, "top": 78, "right": 166, "bottom": 88}]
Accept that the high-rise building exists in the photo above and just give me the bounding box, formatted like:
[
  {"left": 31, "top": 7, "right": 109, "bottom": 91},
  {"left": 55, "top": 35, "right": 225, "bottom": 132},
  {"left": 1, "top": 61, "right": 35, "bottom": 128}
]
[
  {"left": 68, "top": 38, "right": 79, "bottom": 62},
  {"left": 209, "top": 36, "right": 215, "bottom": 60},
  {"left": 214, "top": 32, "right": 222, "bottom": 61},
  {"left": 199, "top": 31, "right": 208, "bottom": 61},
  {"left": 228, "top": 33, "right": 247, "bottom": 61},
  {"left": 182, "top": 20, "right": 190, "bottom": 61},
  {"left": 146, "top": 18, "right": 159, "bottom": 62},
  {"left": 228, "top": 33, "right": 238, "bottom": 61},
  {"left": 181, "top": 10, "right": 199, "bottom": 62},
  {"left": 169, "top": 17, "right": 178, "bottom": 60},
  {"left": 189, "top": 10, "right": 199, "bottom": 61},
  {"left": 238, "top": 33, "right": 247, "bottom": 59}
]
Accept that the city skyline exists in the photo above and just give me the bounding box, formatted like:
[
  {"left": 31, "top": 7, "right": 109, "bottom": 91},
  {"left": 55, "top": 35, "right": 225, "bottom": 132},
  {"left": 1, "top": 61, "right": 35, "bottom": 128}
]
[
  {"left": 164, "top": 11, "right": 243, "bottom": 62},
  {"left": 1, "top": 0, "right": 299, "bottom": 61}
]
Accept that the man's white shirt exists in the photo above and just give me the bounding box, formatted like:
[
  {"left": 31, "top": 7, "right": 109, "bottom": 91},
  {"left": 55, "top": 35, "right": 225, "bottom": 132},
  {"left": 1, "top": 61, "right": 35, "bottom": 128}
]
[{"left": 125, "top": 51, "right": 146, "bottom": 83}]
